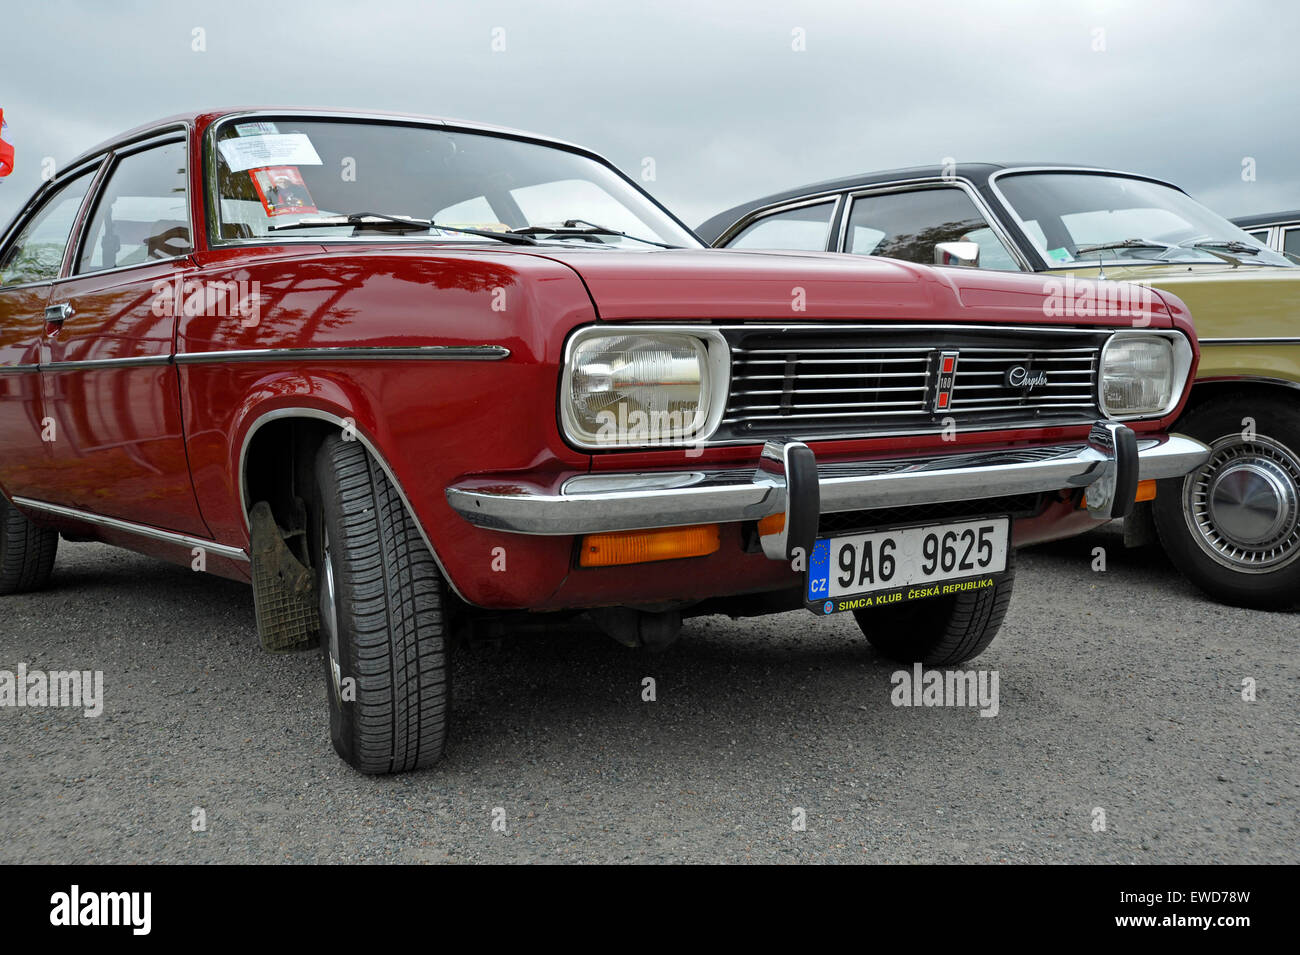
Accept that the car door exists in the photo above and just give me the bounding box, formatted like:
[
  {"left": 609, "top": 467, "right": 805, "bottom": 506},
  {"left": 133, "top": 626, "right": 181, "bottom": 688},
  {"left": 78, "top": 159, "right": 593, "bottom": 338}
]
[
  {"left": 39, "top": 133, "right": 211, "bottom": 536},
  {"left": 0, "top": 166, "right": 99, "bottom": 502}
]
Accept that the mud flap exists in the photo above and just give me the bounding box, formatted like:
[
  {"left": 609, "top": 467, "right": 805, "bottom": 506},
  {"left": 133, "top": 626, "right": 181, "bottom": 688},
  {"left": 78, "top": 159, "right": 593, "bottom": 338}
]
[
  {"left": 1122, "top": 500, "right": 1158, "bottom": 548},
  {"left": 249, "top": 500, "right": 320, "bottom": 653}
]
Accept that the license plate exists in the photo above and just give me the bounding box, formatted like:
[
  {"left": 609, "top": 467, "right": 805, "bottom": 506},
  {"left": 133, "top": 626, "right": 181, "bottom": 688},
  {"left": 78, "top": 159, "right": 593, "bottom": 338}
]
[{"left": 806, "top": 516, "right": 1009, "bottom": 614}]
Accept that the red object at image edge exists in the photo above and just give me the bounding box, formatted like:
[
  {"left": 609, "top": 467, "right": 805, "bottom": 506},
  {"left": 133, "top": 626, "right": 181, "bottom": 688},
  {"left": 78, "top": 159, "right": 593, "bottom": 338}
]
[{"left": 0, "top": 109, "right": 14, "bottom": 177}]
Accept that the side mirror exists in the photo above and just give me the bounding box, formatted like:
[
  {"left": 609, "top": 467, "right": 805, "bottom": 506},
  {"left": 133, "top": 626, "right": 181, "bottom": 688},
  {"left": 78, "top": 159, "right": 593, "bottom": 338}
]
[{"left": 934, "top": 241, "right": 980, "bottom": 268}]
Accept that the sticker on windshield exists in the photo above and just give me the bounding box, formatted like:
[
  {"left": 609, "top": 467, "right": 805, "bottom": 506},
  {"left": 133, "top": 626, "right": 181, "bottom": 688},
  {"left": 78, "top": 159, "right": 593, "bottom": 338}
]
[
  {"left": 218, "top": 133, "right": 322, "bottom": 173},
  {"left": 249, "top": 166, "right": 318, "bottom": 217},
  {"left": 1046, "top": 246, "right": 1073, "bottom": 263},
  {"left": 235, "top": 122, "right": 280, "bottom": 137}
]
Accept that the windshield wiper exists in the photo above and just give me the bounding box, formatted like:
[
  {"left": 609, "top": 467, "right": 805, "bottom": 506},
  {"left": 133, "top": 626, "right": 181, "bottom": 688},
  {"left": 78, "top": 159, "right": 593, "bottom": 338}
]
[
  {"left": 509, "top": 219, "right": 679, "bottom": 249},
  {"left": 1074, "top": 238, "right": 1172, "bottom": 256},
  {"left": 269, "top": 212, "right": 431, "bottom": 234},
  {"left": 1189, "top": 239, "right": 1262, "bottom": 255},
  {"left": 268, "top": 213, "right": 536, "bottom": 244},
  {"left": 428, "top": 221, "right": 536, "bottom": 245}
]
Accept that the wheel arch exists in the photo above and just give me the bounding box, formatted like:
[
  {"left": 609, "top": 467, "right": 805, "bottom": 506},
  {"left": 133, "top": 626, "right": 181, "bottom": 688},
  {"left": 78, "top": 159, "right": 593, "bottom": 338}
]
[
  {"left": 236, "top": 405, "right": 468, "bottom": 601},
  {"left": 1185, "top": 376, "right": 1300, "bottom": 414}
]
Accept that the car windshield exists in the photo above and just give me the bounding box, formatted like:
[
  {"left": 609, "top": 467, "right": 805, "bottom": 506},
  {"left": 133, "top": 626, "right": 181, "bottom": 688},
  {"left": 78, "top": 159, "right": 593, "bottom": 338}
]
[
  {"left": 995, "top": 172, "right": 1294, "bottom": 268},
  {"left": 209, "top": 118, "right": 699, "bottom": 250}
]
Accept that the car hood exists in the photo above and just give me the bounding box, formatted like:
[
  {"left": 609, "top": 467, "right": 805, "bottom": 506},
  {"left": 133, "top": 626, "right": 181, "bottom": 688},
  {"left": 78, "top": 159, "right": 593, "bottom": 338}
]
[
  {"left": 1053, "top": 262, "right": 1300, "bottom": 340},
  {"left": 528, "top": 247, "right": 1173, "bottom": 327}
]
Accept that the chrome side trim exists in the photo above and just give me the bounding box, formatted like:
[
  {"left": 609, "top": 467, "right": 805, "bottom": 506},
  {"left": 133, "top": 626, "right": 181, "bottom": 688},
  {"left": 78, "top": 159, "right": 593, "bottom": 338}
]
[
  {"left": 236, "top": 407, "right": 470, "bottom": 602},
  {"left": 1195, "top": 375, "right": 1300, "bottom": 392},
  {"left": 445, "top": 430, "right": 1211, "bottom": 536},
  {"left": 44, "top": 355, "right": 173, "bottom": 371},
  {"left": 177, "top": 345, "right": 510, "bottom": 364},
  {"left": 1200, "top": 337, "right": 1300, "bottom": 346},
  {"left": 5, "top": 346, "right": 513, "bottom": 373},
  {"left": 10, "top": 497, "right": 248, "bottom": 562}
]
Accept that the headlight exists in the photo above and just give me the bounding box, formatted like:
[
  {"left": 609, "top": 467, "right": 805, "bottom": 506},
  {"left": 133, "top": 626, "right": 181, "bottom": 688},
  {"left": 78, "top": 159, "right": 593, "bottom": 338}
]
[
  {"left": 1099, "top": 333, "right": 1188, "bottom": 418},
  {"left": 561, "top": 328, "right": 729, "bottom": 448}
]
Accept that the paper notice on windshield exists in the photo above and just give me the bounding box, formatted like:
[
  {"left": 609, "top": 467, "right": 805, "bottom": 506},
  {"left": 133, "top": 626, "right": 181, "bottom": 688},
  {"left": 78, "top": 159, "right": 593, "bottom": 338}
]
[{"left": 218, "top": 133, "right": 322, "bottom": 173}]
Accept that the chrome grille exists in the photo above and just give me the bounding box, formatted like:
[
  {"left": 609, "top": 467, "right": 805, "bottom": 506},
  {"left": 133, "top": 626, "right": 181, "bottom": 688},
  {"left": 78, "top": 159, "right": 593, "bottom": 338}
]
[
  {"left": 718, "top": 326, "right": 1107, "bottom": 440},
  {"left": 947, "top": 346, "right": 1098, "bottom": 414}
]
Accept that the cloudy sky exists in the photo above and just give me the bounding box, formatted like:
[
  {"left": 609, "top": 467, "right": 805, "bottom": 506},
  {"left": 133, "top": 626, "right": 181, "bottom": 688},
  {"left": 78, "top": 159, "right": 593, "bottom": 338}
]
[{"left": 3, "top": 0, "right": 1298, "bottom": 230}]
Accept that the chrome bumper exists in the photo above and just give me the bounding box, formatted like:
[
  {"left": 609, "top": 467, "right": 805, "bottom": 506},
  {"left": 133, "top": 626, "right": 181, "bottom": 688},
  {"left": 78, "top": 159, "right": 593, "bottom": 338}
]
[{"left": 446, "top": 423, "right": 1209, "bottom": 549}]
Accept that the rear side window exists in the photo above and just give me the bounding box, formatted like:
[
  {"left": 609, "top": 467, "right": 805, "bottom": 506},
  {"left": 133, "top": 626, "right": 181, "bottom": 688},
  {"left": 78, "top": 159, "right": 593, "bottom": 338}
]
[
  {"left": 726, "top": 201, "right": 836, "bottom": 251},
  {"left": 0, "top": 172, "right": 93, "bottom": 286},
  {"left": 76, "top": 141, "right": 191, "bottom": 274}
]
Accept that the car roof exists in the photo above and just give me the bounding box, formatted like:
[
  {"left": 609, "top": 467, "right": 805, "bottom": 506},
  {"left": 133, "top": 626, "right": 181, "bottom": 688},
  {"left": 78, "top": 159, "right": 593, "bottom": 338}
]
[
  {"left": 695, "top": 161, "right": 1130, "bottom": 244},
  {"left": 1232, "top": 210, "right": 1300, "bottom": 228},
  {"left": 64, "top": 106, "right": 589, "bottom": 169}
]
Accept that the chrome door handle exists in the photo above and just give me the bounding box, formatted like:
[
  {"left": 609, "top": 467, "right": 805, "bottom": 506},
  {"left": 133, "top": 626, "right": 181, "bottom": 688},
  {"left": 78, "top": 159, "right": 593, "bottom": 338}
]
[{"left": 45, "top": 302, "right": 74, "bottom": 324}]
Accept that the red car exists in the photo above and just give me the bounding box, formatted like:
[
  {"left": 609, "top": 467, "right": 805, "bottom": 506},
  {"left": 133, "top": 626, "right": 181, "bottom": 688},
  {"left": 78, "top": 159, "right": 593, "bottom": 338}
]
[{"left": 0, "top": 109, "right": 1207, "bottom": 774}]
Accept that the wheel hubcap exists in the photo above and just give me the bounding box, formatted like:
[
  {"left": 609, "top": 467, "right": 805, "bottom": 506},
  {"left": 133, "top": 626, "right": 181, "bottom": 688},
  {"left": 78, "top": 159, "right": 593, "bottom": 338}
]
[
  {"left": 320, "top": 527, "right": 342, "bottom": 699},
  {"left": 1184, "top": 433, "right": 1300, "bottom": 572}
]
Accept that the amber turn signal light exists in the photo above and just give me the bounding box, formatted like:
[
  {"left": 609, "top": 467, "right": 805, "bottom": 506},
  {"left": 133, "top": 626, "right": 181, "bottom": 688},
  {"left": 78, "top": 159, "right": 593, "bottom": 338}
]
[{"left": 579, "top": 524, "right": 721, "bottom": 567}]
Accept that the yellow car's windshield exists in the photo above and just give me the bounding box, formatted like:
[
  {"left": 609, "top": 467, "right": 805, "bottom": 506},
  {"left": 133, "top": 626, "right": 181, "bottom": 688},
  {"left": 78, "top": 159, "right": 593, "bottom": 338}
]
[{"left": 996, "top": 171, "right": 1295, "bottom": 268}]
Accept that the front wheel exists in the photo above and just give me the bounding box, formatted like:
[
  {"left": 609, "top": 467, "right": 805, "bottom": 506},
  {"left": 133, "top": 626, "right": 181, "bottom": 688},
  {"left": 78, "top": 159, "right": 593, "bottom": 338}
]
[
  {"left": 852, "top": 551, "right": 1016, "bottom": 665},
  {"left": 0, "top": 496, "right": 58, "bottom": 595},
  {"left": 1153, "top": 396, "right": 1300, "bottom": 609},
  {"left": 311, "top": 435, "right": 451, "bottom": 774}
]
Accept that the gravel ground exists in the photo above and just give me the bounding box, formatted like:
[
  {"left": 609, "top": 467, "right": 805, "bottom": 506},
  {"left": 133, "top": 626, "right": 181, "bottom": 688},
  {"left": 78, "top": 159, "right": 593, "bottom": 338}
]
[{"left": 0, "top": 525, "right": 1295, "bottom": 864}]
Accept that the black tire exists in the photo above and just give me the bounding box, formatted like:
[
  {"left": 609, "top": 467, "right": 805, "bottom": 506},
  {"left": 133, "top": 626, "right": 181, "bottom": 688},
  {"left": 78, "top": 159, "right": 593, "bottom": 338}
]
[
  {"left": 1153, "top": 396, "right": 1300, "bottom": 609},
  {"left": 0, "top": 496, "right": 58, "bottom": 595},
  {"left": 852, "top": 550, "right": 1015, "bottom": 665},
  {"left": 311, "top": 435, "right": 450, "bottom": 774}
]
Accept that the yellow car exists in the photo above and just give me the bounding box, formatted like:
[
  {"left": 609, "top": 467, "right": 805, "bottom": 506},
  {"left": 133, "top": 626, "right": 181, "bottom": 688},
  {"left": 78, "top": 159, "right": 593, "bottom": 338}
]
[{"left": 700, "top": 165, "right": 1300, "bottom": 608}]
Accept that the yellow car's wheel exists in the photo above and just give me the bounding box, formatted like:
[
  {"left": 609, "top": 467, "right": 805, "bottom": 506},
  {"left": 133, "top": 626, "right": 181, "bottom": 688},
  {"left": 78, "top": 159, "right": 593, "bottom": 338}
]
[{"left": 1154, "top": 396, "right": 1300, "bottom": 609}]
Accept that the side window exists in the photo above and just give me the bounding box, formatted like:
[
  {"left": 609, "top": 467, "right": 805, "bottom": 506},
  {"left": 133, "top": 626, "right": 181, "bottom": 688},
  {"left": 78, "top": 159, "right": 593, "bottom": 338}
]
[
  {"left": 0, "top": 172, "right": 93, "bottom": 286},
  {"left": 1246, "top": 229, "right": 1271, "bottom": 246},
  {"left": 1283, "top": 228, "right": 1300, "bottom": 258},
  {"left": 76, "top": 141, "right": 191, "bottom": 274},
  {"left": 962, "top": 227, "right": 1019, "bottom": 271},
  {"left": 845, "top": 187, "right": 1021, "bottom": 270},
  {"left": 726, "top": 201, "right": 836, "bottom": 251}
]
